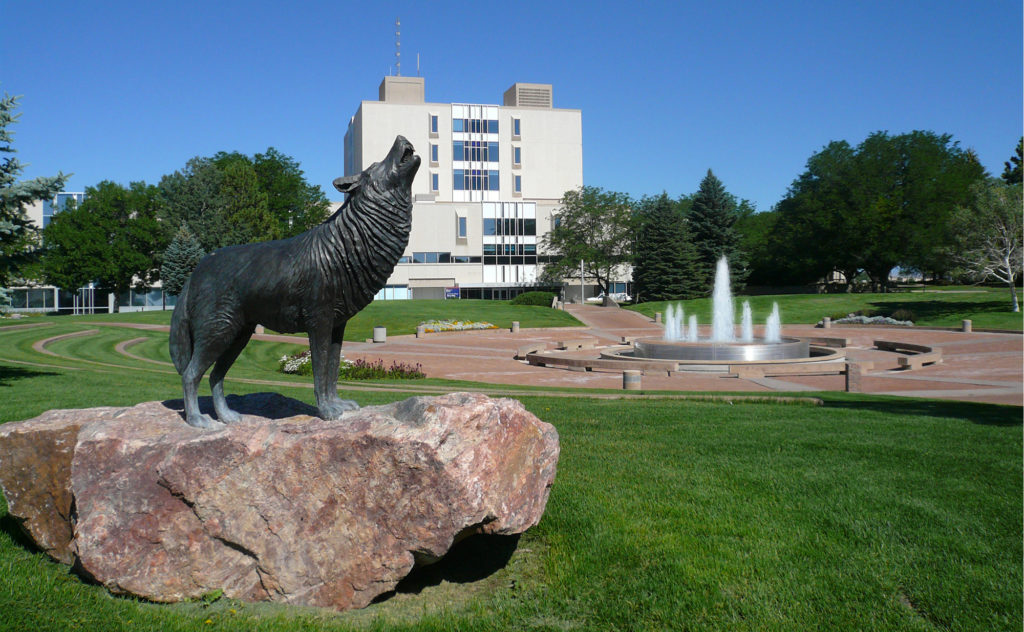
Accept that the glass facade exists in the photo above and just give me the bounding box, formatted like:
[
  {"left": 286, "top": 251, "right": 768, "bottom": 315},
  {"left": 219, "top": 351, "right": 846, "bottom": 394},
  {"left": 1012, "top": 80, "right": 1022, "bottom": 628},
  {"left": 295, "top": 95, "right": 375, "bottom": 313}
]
[
  {"left": 42, "top": 192, "right": 85, "bottom": 228},
  {"left": 453, "top": 141, "right": 499, "bottom": 163},
  {"left": 452, "top": 118, "right": 498, "bottom": 133}
]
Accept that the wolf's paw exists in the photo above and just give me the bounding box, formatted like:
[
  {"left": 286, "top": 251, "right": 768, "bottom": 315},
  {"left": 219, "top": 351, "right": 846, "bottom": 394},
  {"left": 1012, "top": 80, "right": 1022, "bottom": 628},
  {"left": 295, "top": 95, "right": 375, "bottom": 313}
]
[
  {"left": 215, "top": 407, "right": 243, "bottom": 424},
  {"left": 319, "top": 398, "right": 360, "bottom": 420},
  {"left": 185, "top": 412, "right": 222, "bottom": 430}
]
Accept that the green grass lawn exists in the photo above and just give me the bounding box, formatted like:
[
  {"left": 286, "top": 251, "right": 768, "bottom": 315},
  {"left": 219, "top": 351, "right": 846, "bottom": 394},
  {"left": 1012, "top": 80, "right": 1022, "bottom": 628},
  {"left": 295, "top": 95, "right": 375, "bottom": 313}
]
[
  {"left": 0, "top": 312, "right": 1021, "bottom": 631},
  {"left": 627, "top": 286, "right": 1024, "bottom": 331},
  {"left": 14, "top": 298, "right": 583, "bottom": 342}
]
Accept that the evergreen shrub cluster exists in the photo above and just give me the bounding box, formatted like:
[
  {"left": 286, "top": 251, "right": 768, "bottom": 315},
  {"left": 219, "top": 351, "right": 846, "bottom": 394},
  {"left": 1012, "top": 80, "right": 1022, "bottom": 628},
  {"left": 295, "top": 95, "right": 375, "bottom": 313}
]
[{"left": 511, "top": 291, "right": 556, "bottom": 306}]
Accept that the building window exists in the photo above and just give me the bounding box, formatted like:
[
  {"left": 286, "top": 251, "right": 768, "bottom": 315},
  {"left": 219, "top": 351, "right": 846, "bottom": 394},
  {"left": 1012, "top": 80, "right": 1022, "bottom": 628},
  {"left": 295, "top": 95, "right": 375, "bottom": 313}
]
[
  {"left": 453, "top": 141, "right": 499, "bottom": 162},
  {"left": 429, "top": 114, "right": 438, "bottom": 134},
  {"left": 453, "top": 118, "right": 498, "bottom": 134},
  {"left": 483, "top": 218, "right": 496, "bottom": 235},
  {"left": 513, "top": 146, "right": 521, "bottom": 166},
  {"left": 431, "top": 172, "right": 439, "bottom": 192},
  {"left": 410, "top": 252, "right": 451, "bottom": 263},
  {"left": 457, "top": 216, "right": 467, "bottom": 238},
  {"left": 454, "top": 169, "right": 500, "bottom": 191},
  {"left": 512, "top": 118, "right": 521, "bottom": 137},
  {"left": 514, "top": 175, "right": 522, "bottom": 193},
  {"left": 430, "top": 143, "right": 438, "bottom": 163}
]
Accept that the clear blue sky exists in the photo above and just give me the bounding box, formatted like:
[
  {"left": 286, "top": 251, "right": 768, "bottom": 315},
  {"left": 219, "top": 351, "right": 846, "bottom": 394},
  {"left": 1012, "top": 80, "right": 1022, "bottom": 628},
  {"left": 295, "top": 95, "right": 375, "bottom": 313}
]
[{"left": 4, "top": 0, "right": 1021, "bottom": 212}]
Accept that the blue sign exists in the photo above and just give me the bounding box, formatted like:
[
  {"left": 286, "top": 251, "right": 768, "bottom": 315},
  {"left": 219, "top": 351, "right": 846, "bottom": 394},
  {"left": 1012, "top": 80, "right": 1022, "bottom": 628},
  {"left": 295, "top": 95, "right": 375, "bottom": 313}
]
[{"left": 444, "top": 287, "right": 460, "bottom": 299}]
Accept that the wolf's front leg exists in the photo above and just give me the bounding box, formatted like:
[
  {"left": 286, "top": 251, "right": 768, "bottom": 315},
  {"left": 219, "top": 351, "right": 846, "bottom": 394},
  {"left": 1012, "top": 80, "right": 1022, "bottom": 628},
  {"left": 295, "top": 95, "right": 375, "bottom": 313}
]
[{"left": 310, "top": 326, "right": 358, "bottom": 420}]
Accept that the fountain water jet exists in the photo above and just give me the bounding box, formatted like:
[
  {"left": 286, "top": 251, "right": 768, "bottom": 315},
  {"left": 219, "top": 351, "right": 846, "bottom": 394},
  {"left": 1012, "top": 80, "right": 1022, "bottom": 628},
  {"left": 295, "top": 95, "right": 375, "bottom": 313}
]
[{"left": 741, "top": 301, "right": 753, "bottom": 342}]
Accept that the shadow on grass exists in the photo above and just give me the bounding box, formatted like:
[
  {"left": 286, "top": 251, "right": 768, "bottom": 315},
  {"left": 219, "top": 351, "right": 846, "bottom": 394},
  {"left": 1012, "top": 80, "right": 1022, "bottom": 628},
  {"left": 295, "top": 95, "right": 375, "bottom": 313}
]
[
  {"left": 373, "top": 533, "right": 521, "bottom": 602},
  {"left": 826, "top": 398, "right": 1022, "bottom": 427},
  {"left": 868, "top": 298, "right": 1013, "bottom": 321},
  {"left": 0, "top": 365, "right": 59, "bottom": 387},
  {"left": 0, "top": 512, "right": 44, "bottom": 555}
]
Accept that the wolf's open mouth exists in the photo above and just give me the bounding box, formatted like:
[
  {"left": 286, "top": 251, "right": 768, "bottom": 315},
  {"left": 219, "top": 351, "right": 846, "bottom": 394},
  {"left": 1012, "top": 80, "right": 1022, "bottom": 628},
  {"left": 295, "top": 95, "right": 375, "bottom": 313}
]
[{"left": 399, "top": 144, "right": 416, "bottom": 166}]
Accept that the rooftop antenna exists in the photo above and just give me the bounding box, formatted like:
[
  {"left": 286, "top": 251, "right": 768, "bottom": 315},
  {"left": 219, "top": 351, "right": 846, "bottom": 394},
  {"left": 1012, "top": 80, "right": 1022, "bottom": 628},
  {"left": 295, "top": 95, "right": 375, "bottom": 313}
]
[{"left": 394, "top": 18, "right": 401, "bottom": 76}]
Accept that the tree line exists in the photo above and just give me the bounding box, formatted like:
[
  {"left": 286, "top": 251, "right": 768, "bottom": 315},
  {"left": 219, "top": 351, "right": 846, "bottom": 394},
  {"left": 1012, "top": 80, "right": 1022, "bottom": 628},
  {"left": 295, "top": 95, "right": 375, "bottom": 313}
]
[{"left": 543, "top": 131, "right": 1022, "bottom": 310}]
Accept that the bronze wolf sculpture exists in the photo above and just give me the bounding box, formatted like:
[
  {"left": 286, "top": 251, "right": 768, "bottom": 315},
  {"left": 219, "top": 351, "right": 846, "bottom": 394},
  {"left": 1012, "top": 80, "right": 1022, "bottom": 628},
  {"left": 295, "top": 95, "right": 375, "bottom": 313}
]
[{"left": 169, "top": 136, "right": 420, "bottom": 428}]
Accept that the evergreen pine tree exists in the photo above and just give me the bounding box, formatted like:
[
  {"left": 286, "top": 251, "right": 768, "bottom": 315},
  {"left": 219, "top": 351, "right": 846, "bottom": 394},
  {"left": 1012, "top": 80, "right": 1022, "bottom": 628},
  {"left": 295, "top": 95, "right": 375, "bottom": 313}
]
[
  {"left": 0, "top": 94, "right": 67, "bottom": 309},
  {"left": 160, "top": 223, "right": 205, "bottom": 296},
  {"left": 632, "top": 193, "right": 700, "bottom": 302},
  {"left": 688, "top": 169, "right": 746, "bottom": 293}
]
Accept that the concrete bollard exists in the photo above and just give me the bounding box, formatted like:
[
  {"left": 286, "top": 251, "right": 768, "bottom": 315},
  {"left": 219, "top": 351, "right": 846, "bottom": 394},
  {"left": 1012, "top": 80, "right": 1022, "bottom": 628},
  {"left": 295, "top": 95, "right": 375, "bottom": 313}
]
[
  {"left": 372, "top": 326, "right": 387, "bottom": 343},
  {"left": 822, "top": 317, "right": 831, "bottom": 329},
  {"left": 845, "top": 362, "right": 863, "bottom": 393},
  {"left": 254, "top": 324, "right": 265, "bottom": 335},
  {"left": 962, "top": 319, "right": 972, "bottom": 333},
  {"left": 511, "top": 321, "right": 520, "bottom": 333},
  {"left": 655, "top": 312, "right": 662, "bottom": 324},
  {"left": 416, "top": 325, "right": 426, "bottom": 338},
  {"left": 623, "top": 370, "right": 642, "bottom": 391}
]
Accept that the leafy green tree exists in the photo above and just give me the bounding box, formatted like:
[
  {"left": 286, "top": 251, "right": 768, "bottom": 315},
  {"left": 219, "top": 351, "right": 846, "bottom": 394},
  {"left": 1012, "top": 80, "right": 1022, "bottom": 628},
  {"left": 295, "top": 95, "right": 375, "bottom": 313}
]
[
  {"left": 539, "top": 186, "right": 633, "bottom": 295},
  {"left": 0, "top": 94, "right": 67, "bottom": 308},
  {"left": 768, "top": 132, "right": 984, "bottom": 291},
  {"left": 688, "top": 169, "right": 746, "bottom": 292},
  {"left": 219, "top": 160, "right": 278, "bottom": 245},
  {"left": 734, "top": 208, "right": 780, "bottom": 286},
  {"left": 159, "top": 148, "right": 329, "bottom": 251},
  {"left": 252, "top": 147, "right": 330, "bottom": 236},
  {"left": 157, "top": 157, "right": 230, "bottom": 251},
  {"left": 160, "top": 223, "right": 205, "bottom": 296},
  {"left": 949, "top": 179, "right": 1022, "bottom": 311},
  {"left": 43, "top": 181, "right": 165, "bottom": 312},
  {"left": 1002, "top": 137, "right": 1022, "bottom": 185},
  {"left": 632, "top": 193, "right": 700, "bottom": 302}
]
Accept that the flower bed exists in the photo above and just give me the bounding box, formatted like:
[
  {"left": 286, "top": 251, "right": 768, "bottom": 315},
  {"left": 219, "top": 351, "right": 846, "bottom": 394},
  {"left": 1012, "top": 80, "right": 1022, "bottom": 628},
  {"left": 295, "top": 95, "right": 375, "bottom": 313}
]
[
  {"left": 418, "top": 319, "right": 498, "bottom": 333},
  {"left": 278, "top": 351, "right": 424, "bottom": 379}
]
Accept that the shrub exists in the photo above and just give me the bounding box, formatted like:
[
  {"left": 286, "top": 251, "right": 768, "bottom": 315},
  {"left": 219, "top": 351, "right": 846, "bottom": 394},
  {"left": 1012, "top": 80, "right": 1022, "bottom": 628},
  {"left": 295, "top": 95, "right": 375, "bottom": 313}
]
[
  {"left": 339, "top": 358, "right": 425, "bottom": 380},
  {"left": 511, "top": 291, "right": 556, "bottom": 307},
  {"left": 890, "top": 308, "right": 917, "bottom": 322}
]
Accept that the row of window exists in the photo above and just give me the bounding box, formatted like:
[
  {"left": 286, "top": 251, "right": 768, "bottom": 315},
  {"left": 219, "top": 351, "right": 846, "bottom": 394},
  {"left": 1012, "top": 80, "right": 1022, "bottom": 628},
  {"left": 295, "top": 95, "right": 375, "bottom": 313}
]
[
  {"left": 395, "top": 253, "right": 559, "bottom": 265},
  {"left": 453, "top": 141, "right": 500, "bottom": 163},
  {"left": 483, "top": 218, "right": 536, "bottom": 236},
  {"left": 453, "top": 118, "right": 499, "bottom": 134},
  {"left": 428, "top": 114, "right": 521, "bottom": 137},
  {"left": 453, "top": 169, "right": 500, "bottom": 191},
  {"left": 483, "top": 244, "right": 537, "bottom": 255},
  {"left": 399, "top": 253, "right": 482, "bottom": 264}
]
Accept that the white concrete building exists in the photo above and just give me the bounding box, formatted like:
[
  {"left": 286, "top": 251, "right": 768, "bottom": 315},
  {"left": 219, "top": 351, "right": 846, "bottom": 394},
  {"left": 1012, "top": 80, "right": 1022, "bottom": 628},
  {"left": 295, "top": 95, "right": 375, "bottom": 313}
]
[{"left": 345, "top": 76, "right": 583, "bottom": 300}]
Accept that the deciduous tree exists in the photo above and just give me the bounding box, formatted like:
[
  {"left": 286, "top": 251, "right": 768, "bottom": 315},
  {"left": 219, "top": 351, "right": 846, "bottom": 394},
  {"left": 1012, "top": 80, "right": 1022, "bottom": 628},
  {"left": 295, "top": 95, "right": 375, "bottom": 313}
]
[
  {"left": 950, "top": 179, "right": 1022, "bottom": 312},
  {"left": 539, "top": 186, "right": 633, "bottom": 296},
  {"left": 42, "top": 181, "right": 164, "bottom": 312}
]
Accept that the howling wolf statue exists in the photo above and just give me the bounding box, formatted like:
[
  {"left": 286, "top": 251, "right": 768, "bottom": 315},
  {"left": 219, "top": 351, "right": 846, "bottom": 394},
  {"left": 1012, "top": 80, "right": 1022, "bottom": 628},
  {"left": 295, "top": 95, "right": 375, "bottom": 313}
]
[{"left": 169, "top": 136, "right": 421, "bottom": 428}]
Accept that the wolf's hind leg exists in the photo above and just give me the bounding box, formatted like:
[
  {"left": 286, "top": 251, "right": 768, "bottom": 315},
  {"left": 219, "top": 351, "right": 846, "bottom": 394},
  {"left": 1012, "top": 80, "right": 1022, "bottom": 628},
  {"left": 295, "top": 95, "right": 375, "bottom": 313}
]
[
  {"left": 210, "top": 327, "right": 254, "bottom": 424},
  {"left": 182, "top": 348, "right": 220, "bottom": 429}
]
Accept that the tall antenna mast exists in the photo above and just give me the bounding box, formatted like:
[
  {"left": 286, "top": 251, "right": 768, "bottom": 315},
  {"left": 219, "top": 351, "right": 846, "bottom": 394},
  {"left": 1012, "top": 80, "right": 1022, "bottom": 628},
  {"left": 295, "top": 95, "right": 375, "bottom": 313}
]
[{"left": 394, "top": 18, "right": 401, "bottom": 76}]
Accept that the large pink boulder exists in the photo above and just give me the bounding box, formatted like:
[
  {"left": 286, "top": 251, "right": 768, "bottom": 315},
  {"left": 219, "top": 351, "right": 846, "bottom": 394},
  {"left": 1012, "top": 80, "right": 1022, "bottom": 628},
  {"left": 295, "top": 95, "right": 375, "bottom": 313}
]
[{"left": 0, "top": 392, "right": 559, "bottom": 611}]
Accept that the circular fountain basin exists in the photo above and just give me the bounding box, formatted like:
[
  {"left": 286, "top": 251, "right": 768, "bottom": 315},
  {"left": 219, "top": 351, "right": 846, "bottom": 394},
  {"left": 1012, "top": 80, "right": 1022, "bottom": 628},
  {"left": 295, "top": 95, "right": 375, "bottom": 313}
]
[{"left": 632, "top": 337, "right": 809, "bottom": 362}]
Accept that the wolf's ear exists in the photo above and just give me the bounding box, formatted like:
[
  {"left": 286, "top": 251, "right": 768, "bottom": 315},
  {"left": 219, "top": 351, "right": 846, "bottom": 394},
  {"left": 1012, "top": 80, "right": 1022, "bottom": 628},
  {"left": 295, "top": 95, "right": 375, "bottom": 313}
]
[{"left": 333, "top": 174, "right": 361, "bottom": 193}]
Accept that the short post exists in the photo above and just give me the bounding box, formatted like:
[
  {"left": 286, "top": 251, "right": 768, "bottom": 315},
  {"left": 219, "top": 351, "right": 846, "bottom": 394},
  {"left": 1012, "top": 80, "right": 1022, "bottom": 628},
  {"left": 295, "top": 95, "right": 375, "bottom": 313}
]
[
  {"left": 822, "top": 316, "right": 831, "bottom": 329},
  {"left": 623, "top": 370, "right": 642, "bottom": 391},
  {"left": 511, "top": 321, "right": 520, "bottom": 333},
  {"left": 655, "top": 312, "right": 662, "bottom": 324},
  {"left": 254, "top": 324, "right": 265, "bottom": 335},
  {"left": 845, "top": 362, "right": 863, "bottom": 393},
  {"left": 416, "top": 325, "right": 426, "bottom": 338},
  {"left": 961, "top": 319, "right": 972, "bottom": 333},
  {"left": 372, "top": 326, "right": 387, "bottom": 343}
]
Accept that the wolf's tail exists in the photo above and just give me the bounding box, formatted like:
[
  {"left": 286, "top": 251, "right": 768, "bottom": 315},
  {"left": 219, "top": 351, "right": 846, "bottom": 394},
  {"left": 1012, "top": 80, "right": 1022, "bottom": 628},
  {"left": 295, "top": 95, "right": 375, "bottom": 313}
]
[{"left": 168, "top": 277, "right": 192, "bottom": 375}]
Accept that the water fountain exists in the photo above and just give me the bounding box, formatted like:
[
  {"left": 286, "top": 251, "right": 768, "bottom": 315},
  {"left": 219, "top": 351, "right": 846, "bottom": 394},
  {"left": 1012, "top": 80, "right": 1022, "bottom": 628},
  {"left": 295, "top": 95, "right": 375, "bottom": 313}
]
[{"left": 604, "top": 256, "right": 835, "bottom": 367}]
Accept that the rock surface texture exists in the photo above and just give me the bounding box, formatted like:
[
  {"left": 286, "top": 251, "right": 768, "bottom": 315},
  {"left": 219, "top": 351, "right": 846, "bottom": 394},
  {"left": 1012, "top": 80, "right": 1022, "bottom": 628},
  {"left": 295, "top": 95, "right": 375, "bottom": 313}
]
[{"left": 0, "top": 392, "right": 559, "bottom": 611}]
